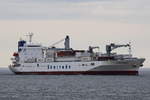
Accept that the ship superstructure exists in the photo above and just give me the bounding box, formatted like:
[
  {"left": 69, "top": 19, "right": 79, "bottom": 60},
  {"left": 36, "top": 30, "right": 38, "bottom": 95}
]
[{"left": 9, "top": 33, "right": 145, "bottom": 75}]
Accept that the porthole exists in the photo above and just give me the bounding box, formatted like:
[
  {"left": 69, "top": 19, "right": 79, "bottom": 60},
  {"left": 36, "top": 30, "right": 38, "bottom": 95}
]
[
  {"left": 69, "top": 65, "right": 71, "bottom": 69},
  {"left": 62, "top": 66, "right": 64, "bottom": 69},
  {"left": 59, "top": 66, "right": 61, "bottom": 69}
]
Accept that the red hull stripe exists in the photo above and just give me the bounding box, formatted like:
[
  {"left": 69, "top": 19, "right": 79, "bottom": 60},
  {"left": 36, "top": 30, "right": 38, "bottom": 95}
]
[{"left": 15, "top": 71, "right": 138, "bottom": 75}]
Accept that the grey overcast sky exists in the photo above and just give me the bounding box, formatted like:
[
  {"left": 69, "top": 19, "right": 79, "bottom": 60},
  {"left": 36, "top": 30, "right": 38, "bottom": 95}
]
[{"left": 0, "top": 0, "right": 149, "bottom": 67}]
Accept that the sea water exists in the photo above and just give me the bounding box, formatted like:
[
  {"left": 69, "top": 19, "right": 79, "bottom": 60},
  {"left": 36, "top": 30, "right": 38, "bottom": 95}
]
[{"left": 0, "top": 67, "right": 150, "bottom": 100}]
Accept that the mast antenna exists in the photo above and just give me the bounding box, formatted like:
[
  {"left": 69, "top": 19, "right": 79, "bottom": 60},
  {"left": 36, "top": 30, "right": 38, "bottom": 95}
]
[{"left": 129, "top": 42, "right": 132, "bottom": 56}]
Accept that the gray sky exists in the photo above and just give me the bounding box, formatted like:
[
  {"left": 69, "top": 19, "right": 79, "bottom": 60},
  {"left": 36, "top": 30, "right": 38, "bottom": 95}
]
[{"left": 0, "top": 0, "right": 149, "bottom": 67}]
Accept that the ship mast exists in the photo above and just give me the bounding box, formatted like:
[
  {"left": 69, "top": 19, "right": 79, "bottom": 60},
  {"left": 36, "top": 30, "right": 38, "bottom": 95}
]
[{"left": 26, "top": 32, "right": 34, "bottom": 43}]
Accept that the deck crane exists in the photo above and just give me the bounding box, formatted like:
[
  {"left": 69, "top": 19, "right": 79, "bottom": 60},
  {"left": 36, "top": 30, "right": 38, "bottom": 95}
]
[
  {"left": 88, "top": 46, "right": 100, "bottom": 53},
  {"left": 106, "top": 43, "right": 131, "bottom": 56}
]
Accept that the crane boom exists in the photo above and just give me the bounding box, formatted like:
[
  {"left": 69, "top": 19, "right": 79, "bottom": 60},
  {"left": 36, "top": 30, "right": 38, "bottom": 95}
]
[
  {"left": 110, "top": 43, "right": 130, "bottom": 50},
  {"left": 49, "top": 35, "right": 71, "bottom": 50},
  {"left": 50, "top": 38, "right": 65, "bottom": 47}
]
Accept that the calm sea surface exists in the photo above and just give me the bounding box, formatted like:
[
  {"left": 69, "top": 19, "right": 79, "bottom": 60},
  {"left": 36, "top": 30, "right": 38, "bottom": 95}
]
[{"left": 0, "top": 67, "right": 150, "bottom": 100}]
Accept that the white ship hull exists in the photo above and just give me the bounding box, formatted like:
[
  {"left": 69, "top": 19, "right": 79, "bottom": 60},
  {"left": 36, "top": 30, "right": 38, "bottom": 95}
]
[
  {"left": 9, "top": 59, "right": 144, "bottom": 75},
  {"left": 9, "top": 34, "right": 145, "bottom": 75}
]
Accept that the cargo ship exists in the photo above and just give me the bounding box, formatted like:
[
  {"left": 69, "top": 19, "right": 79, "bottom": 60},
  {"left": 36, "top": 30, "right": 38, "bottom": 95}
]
[{"left": 9, "top": 33, "right": 145, "bottom": 75}]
